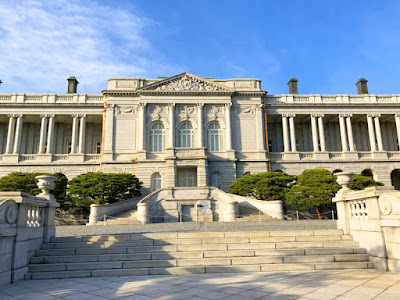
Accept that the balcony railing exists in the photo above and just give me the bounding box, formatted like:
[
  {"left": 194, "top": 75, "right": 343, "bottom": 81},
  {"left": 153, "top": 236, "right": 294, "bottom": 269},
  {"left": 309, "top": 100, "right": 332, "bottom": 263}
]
[
  {"left": 0, "top": 94, "right": 104, "bottom": 104},
  {"left": 268, "top": 151, "right": 400, "bottom": 161},
  {"left": 266, "top": 94, "right": 400, "bottom": 104},
  {"left": 174, "top": 148, "right": 206, "bottom": 158},
  {"left": 85, "top": 154, "right": 101, "bottom": 162}
]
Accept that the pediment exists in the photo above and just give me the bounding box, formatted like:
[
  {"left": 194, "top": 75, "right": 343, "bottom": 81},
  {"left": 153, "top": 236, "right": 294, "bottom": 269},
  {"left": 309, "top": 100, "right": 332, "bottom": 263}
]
[{"left": 137, "top": 72, "right": 232, "bottom": 93}]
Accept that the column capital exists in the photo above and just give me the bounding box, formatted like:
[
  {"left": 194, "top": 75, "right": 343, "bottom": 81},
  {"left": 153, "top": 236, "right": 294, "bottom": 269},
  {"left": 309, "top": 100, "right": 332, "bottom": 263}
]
[
  {"left": 7, "top": 114, "right": 16, "bottom": 118},
  {"left": 367, "top": 113, "right": 381, "bottom": 117},
  {"left": 339, "top": 113, "right": 352, "bottom": 117},
  {"left": 78, "top": 114, "right": 87, "bottom": 118},
  {"left": 255, "top": 103, "right": 263, "bottom": 110},
  {"left": 105, "top": 103, "right": 115, "bottom": 110},
  {"left": 168, "top": 103, "right": 176, "bottom": 108},
  {"left": 225, "top": 102, "right": 232, "bottom": 108},
  {"left": 14, "top": 114, "right": 23, "bottom": 118},
  {"left": 282, "top": 113, "right": 296, "bottom": 117},
  {"left": 47, "top": 114, "right": 55, "bottom": 118},
  {"left": 197, "top": 103, "right": 204, "bottom": 108},
  {"left": 139, "top": 102, "right": 147, "bottom": 108},
  {"left": 71, "top": 114, "right": 79, "bottom": 118},
  {"left": 311, "top": 113, "right": 324, "bottom": 117},
  {"left": 395, "top": 114, "right": 400, "bottom": 118},
  {"left": 40, "top": 114, "right": 48, "bottom": 118}
]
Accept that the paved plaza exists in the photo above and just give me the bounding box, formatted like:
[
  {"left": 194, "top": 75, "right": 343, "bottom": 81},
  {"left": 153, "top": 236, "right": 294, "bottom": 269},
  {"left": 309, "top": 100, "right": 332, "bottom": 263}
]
[{"left": 0, "top": 269, "right": 399, "bottom": 300}]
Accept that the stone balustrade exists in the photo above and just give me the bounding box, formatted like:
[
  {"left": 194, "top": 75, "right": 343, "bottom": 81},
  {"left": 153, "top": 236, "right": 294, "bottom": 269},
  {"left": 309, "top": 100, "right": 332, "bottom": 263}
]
[
  {"left": 266, "top": 94, "right": 400, "bottom": 104},
  {"left": 334, "top": 172, "right": 400, "bottom": 272},
  {"left": 0, "top": 94, "right": 103, "bottom": 104},
  {"left": 0, "top": 175, "right": 59, "bottom": 285}
]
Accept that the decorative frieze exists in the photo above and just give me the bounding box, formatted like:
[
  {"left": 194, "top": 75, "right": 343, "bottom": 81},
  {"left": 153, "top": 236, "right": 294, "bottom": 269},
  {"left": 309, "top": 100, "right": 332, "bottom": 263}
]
[{"left": 115, "top": 105, "right": 137, "bottom": 115}]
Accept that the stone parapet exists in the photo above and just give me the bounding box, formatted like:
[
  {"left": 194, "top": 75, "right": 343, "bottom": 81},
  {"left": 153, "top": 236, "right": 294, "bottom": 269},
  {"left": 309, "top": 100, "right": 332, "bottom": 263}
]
[
  {"left": 334, "top": 172, "right": 400, "bottom": 272},
  {"left": 0, "top": 176, "right": 58, "bottom": 285}
]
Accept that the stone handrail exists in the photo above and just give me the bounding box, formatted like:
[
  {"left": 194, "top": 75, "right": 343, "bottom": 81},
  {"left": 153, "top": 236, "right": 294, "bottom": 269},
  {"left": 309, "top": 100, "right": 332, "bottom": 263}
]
[
  {"left": 0, "top": 175, "right": 59, "bottom": 285},
  {"left": 88, "top": 197, "right": 141, "bottom": 224},
  {"left": 136, "top": 186, "right": 280, "bottom": 223},
  {"left": 333, "top": 172, "right": 400, "bottom": 272},
  {"left": 226, "top": 193, "right": 284, "bottom": 220}
]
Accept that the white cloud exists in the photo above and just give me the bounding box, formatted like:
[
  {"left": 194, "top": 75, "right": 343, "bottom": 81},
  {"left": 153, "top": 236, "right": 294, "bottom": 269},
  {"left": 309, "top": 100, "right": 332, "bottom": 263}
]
[{"left": 0, "top": 0, "right": 181, "bottom": 93}]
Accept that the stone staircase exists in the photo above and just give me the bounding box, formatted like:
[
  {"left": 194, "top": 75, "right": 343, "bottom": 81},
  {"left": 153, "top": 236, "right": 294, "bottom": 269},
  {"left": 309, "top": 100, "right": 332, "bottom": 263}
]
[{"left": 26, "top": 229, "right": 373, "bottom": 280}]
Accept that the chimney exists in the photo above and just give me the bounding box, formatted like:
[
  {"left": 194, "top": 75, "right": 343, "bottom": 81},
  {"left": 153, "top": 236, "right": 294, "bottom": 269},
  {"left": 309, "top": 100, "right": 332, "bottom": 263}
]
[
  {"left": 287, "top": 78, "right": 298, "bottom": 94},
  {"left": 67, "top": 76, "right": 79, "bottom": 93},
  {"left": 356, "top": 78, "right": 368, "bottom": 94}
]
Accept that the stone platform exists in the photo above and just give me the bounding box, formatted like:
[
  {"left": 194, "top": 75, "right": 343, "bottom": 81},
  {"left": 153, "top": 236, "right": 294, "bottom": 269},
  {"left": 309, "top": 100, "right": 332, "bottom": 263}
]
[{"left": 1, "top": 269, "right": 399, "bottom": 299}]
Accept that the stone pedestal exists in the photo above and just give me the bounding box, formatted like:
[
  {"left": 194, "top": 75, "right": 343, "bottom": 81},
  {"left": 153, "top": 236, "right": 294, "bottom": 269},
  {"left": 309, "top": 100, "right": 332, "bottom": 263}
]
[
  {"left": 314, "top": 152, "right": 330, "bottom": 160},
  {"left": 283, "top": 152, "right": 300, "bottom": 160},
  {"left": 372, "top": 151, "right": 388, "bottom": 159},
  {"left": 342, "top": 152, "right": 359, "bottom": 160},
  {"left": 137, "top": 203, "right": 149, "bottom": 224}
]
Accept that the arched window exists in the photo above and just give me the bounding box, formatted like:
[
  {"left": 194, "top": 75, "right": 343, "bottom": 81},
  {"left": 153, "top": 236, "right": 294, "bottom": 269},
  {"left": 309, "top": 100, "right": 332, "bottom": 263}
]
[
  {"left": 151, "top": 173, "right": 162, "bottom": 191},
  {"left": 211, "top": 171, "right": 222, "bottom": 189},
  {"left": 179, "top": 122, "right": 193, "bottom": 147},
  {"left": 208, "top": 122, "right": 222, "bottom": 152},
  {"left": 150, "top": 122, "right": 165, "bottom": 152}
]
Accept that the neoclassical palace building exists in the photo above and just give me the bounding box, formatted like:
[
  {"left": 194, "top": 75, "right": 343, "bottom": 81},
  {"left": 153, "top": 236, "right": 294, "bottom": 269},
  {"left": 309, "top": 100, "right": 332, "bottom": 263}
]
[{"left": 1, "top": 73, "right": 400, "bottom": 194}]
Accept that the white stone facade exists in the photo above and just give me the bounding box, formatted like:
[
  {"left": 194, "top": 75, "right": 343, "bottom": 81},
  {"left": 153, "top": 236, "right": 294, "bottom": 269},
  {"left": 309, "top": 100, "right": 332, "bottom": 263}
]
[{"left": 0, "top": 72, "right": 400, "bottom": 194}]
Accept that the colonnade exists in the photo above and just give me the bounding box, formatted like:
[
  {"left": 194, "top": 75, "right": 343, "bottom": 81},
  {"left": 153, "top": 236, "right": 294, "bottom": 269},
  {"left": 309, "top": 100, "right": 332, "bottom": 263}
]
[
  {"left": 3, "top": 114, "right": 87, "bottom": 155},
  {"left": 281, "top": 113, "right": 400, "bottom": 153}
]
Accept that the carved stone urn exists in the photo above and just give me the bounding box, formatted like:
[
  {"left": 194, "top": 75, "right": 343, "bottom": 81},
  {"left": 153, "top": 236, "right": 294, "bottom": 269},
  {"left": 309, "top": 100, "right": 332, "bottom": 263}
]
[
  {"left": 334, "top": 172, "right": 353, "bottom": 195},
  {"left": 36, "top": 175, "right": 57, "bottom": 201}
]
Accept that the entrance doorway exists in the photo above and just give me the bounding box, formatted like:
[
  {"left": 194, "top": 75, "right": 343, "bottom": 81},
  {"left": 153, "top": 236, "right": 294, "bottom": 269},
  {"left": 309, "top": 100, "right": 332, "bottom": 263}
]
[{"left": 177, "top": 168, "right": 197, "bottom": 187}]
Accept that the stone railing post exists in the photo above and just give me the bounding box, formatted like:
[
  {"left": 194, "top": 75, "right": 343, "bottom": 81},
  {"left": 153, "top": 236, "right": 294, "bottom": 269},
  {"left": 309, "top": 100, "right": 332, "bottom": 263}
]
[
  {"left": 333, "top": 172, "right": 353, "bottom": 234},
  {"left": 36, "top": 175, "right": 59, "bottom": 242},
  {"left": 223, "top": 200, "right": 237, "bottom": 222},
  {"left": 137, "top": 203, "right": 149, "bottom": 224}
]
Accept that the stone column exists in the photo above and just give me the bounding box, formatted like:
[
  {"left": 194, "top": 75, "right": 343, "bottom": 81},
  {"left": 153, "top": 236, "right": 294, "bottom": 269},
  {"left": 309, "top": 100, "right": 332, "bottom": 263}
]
[
  {"left": 197, "top": 103, "right": 204, "bottom": 147},
  {"left": 395, "top": 114, "right": 400, "bottom": 151},
  {"left": 367, "top": 114, "right": 376, "bottom": 152},
  {"left": 225, "top": 103, "right": 232, "bottom": 150},
  {"left": 103, "top": 103, "right": 115, "bottom": 161},
  {"left": 282, "top": 115, "right": 290, "bottom": 152},
  {"left": 256, "top": 104, "right": 265, "bottom": 152},
  {"left": 374, "top": 115, "right": 384, "bottom": 151},
  {"left": 346, "top": 115, "right": 355, "bottom": 151},
  {"left": 13, "top": 115, "right": 23, "bottom": 154},
  {"left": 46, "top": 115, "right": 55, "bottom": 154},
  {"left": 5, "top": 115, "right": 16, "bottom": 154},
  {"left": 339, "top": 115, "right": 348, "bottom": 152},
  {"left": 38, "top": 115, "right": 48, "bottom": 154},
  {"left": 70, "top": 115, "right": 79, "bottom": 154},
  {"left": 78, "top": 115, "right": 86, "bottom": 154},
  {"left": 311, "top": 114, "right": 319, "bottom": 152},
  {"left": 139, "top": 103, "right": 146, "bottom": 151},
  {"left": 168, "top": 103, "right": 175, "bottom": 148},
  {"left": 289, "top": 114, "right": 296, "bottom": 151},
  {"left": 317, "top": 115, "right": 326, "bottom": 151}
]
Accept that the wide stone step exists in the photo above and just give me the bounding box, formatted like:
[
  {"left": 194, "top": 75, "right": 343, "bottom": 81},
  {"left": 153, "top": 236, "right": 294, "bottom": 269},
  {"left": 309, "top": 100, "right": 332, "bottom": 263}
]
[
  {"left": 42, "top": 235, "right": 350, "bottom": 250},
  {"left": 49, "top": 230, "right": 345, "bottom": 243},
  {"left": 27, "top": 260, "right": 373, "bottom": 280},
  {"left": 28, "top": 253, "right": 370, "bottom": 273},
  {"left": 30, "top": 247, "right": 366, "bottom": 264}
]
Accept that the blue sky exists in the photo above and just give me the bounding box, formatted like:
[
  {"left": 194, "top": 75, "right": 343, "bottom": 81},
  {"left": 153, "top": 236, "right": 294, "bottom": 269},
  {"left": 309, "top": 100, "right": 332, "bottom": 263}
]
[{"left": 0, "top": 0, "right": 399, "bottom": 95}]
